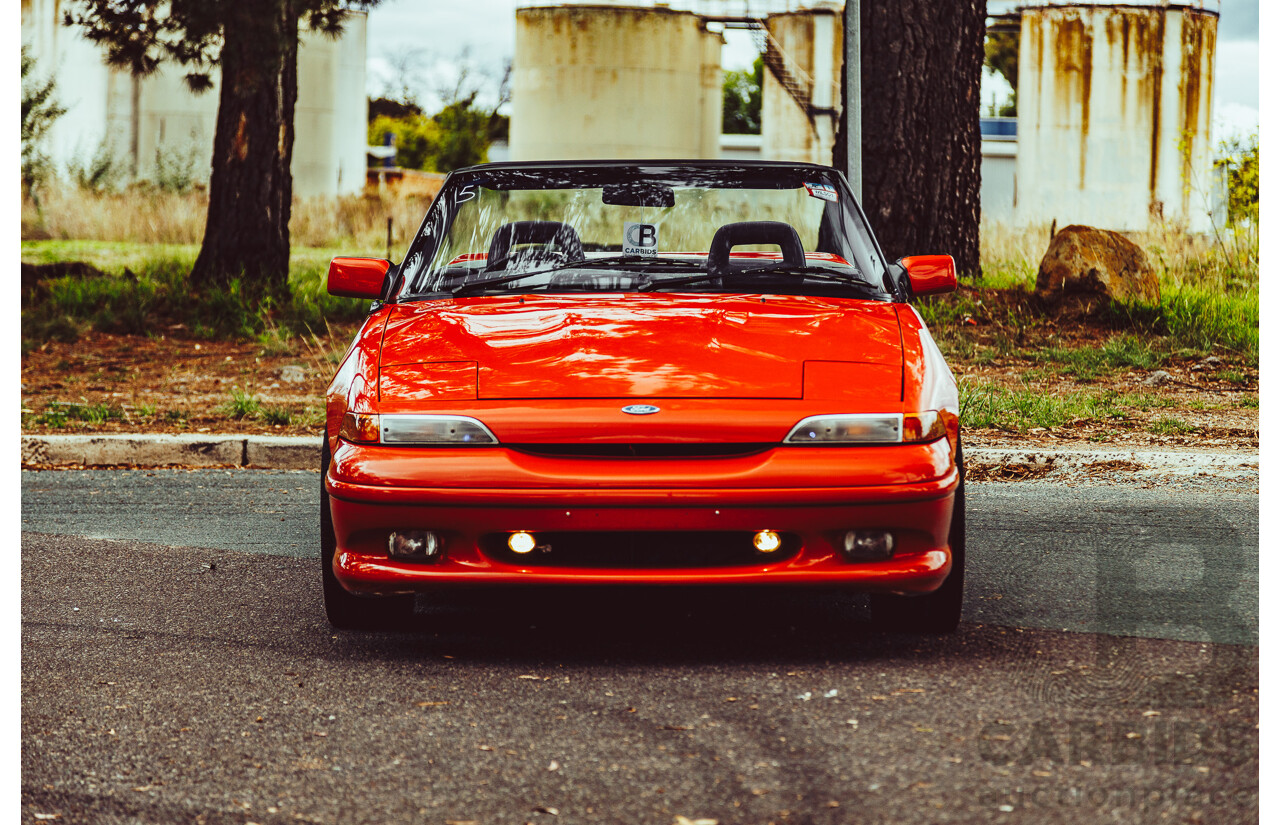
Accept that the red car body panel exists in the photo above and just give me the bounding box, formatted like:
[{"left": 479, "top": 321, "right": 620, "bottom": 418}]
[
  {"left": 901, "top": 255, "right": 959, "bottom": 296},
  {"left": 378, "top": 294, "right": 902, "bottom": 402},
  {"left": 327, "top": 439, "right": 955, "bottom": 593},
  {"left": 325, "top": 283, "right": 960, "bottom": 596},
  {"left": 327, "top": 257, "right": 390, "bottom": 299}
]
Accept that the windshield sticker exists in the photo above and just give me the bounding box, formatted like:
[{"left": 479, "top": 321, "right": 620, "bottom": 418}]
[
  {"left": 804, "top": 182, "right": 839, "bottom": 203},
  {"left": 623, "top": 222, "right": 659, "bottom": 256}
]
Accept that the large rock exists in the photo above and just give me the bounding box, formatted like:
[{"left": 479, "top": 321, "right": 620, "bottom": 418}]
[{"left": 1035, "top": 225, "right": 1160, "bottom": 305}]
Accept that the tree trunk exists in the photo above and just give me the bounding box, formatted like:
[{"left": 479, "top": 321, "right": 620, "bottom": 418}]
[
  {"left": 190, "top": 1, "right": 298, "bottom": 298},
  {"left": 838, "top": 1, "right": 985, "bottom": 276}
]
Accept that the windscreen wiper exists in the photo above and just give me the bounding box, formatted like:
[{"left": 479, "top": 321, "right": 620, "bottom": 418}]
[
  {"left": 640, "top": 264, "right": 879, "bottom": 293},
  {"left": 451, "top": 256, "right": 702, "bottom": 296}
]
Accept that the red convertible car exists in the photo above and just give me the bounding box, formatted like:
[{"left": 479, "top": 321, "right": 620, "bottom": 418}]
[{"left": 321, "top": 160, "right": 963, "bottom": 632}]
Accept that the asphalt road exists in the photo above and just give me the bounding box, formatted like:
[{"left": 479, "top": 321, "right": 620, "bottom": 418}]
[
  {"left": 20, "top": 470, "right": 1259, "bottom": 644},
  {"left": 21, "top": 471, "right": 1259, "bottom": 824}
]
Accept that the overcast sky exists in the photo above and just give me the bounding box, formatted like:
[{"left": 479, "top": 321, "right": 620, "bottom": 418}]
[{"left": 366, "top": 0, "right": 1260, "bottom": 140}]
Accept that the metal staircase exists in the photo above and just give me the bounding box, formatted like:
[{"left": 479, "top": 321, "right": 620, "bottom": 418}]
[
  {"left": 703, "top": 3, "right": 842, "bottom": 130},
  {"left": 751, "top": 21, "right": 816, "bottom": 117}
]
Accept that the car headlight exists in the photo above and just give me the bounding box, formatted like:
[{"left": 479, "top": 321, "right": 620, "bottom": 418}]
[
  {"left": 340, "top": 413, "right": 499, "bottom": 445},
  {"left": 784, "top": 411, "right": 946, "bottom": 444}
]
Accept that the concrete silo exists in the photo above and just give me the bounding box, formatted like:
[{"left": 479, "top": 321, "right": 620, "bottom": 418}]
[
  {"left": 21, "top": 1, "right": 368, "bottom": 199},
  {"left": 292, "top": 13, "right": 370, "bottom": 198},
  {"left": 510, "top": 4, "right": 724, "bottom": 160},
  {"left": 1014, "top": 2, "right": 1219, "bottom": 232},
  {"left": 760, "top": 4, "right": 842, "bottom": 165}
]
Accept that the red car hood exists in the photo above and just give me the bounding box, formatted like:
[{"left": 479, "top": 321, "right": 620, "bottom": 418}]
[{"left": 379, "top": 294, "right": 902, "bottom": 400}]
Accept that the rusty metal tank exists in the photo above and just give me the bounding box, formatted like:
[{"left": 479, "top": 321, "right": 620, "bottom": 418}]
[
  {"left": 510, "top": 5, "right": 724, "bottom": 161},
  {"left": 1014, "top": 2, "right": 1219, "bottom": 232},
  {"left": 760, "top": 4, "right": 843, "bottom": 165}
]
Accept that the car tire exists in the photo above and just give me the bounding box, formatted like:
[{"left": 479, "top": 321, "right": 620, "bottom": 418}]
[
  {"left": 870, "top": 436, "right": 965, "bottom": 634},
  {"left": 321, "top": 440, "right": 415, "bottom": 630}
]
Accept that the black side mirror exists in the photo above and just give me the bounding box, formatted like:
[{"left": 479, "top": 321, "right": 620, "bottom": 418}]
[{"left": 884, "top": 261, "right": 913, "bottom": 301}]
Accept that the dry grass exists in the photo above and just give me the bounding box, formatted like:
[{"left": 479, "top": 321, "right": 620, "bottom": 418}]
[
  {"left": 979, "top": 219, "right": 1052, "bottom": 287},
  {"left": 972, "top": 219, "right": 1258, "bottom": 360},
  {"left": 22, "top": 185, "right": 436, "bottom": 252},
  {"left": 289, "top": 189, "right": 436, "bottom": 251},
  {"left": 979, "top": 218, "right": 1259, "bottom": 294},
  {"left": 24, "top": 187, "right": 208, "bottom": 245}
]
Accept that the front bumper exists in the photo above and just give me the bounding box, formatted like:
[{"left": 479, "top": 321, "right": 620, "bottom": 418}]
[{"left": 326, "top": 439, "right": 958, "bottom": 594}]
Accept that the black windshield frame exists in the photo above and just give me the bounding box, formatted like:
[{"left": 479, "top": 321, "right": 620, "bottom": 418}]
[{"left": 389, "top": 160, "right": 897, "bottom": 303}]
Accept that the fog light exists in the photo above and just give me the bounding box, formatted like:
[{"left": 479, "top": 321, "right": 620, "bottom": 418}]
[
  {"left": 843, "top": 530, "right": 895, "bottom": 561},
  {"left": 508, "top": 531, "right": 537, "bottom": 554},
  {"left": 753, "top": 530, "right": 783, "bottom": 553},
  {"left": 388, "top": 530, "right": 442, "bottom": 562}
]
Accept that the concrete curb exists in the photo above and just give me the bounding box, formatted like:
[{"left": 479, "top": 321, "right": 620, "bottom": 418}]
[
  {"left": 21, "top": 434, "right": 319, "bottom": 470},
  {"left": 20, "top": 434, "right": 1260, "bottom": 476}
]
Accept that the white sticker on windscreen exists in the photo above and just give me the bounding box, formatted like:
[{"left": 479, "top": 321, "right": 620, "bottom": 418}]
[
  {"left": 804, "top": 182, "right": 839, "bottom": 203},
  {"left": 623, "top": 222, "right": 659, "bottom": 256}
]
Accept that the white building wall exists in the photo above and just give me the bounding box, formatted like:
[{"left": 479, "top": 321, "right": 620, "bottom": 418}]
[
  {"left": 980, "top": 141, "right": 1018, "bottom": 223},
  {"left": 21, "top": 2, "right": 367, "bottom": 198}
]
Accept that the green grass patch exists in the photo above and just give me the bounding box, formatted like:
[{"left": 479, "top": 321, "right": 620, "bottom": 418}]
[
  {"left": 222, "top": 388, "right": 261, "bottom": 420},
  {"left": 261, "top": 406, "right": 293, "bottom": 426},
  {"left": 256, "top": 325, "right": 295, "bottom": 357},
  {"left": 959, "top": 382, "right": 1125, "bottom": 431},
  {"left": 1032, "top": 334, "right": 1166, "bottom": 380},
  {"left": 1108, "top": 392, "right": 1178, "bottom": 411},
  {"left": 33, "top": 400, "right": 127, "bottom": 427},
  {"left": 34, "top": 408, "right": 68, "bottom": 427},
  {"left": 1149, "top": 416, "right": 1197, "bottom": 435},
  {"left": 1156, "top": 288, "right": 1258, "bottom": 361},
  {"left": 21, "top": 240, "right": 200, "bottom": 270},
  {"left": 296, "top": 407, "right": 326, "bottom": 429},
  {"left": 958, "top": 382, "right": 1213, "bottom": 434},
  {"left": 22, "top": 240, "right": 373, "bottom": 344}
]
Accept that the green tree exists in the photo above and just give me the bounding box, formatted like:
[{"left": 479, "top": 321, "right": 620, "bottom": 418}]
[
  {"left": 431, "top": 101, "right": 491, "bottom": 171},
  {"left": 368, "top": 52, "right": 511, "bottom": 174},
  {"left": 984, "top": 32, "right": 1018, "bottom": 90},
  {"left": 1216, "top": 133, "right": 1259, "bottom": 226},
  {"left": 367, "top": 104, "right": 494, "bottom": 174},
  {"left": 66, "top": 0, "right": 380, "bottom": 300},
  {"left": 984, "top": 31, "right": 1019, "bottom": 116},
  {"left": 368, "top": 114, "right": 443, "bottom": 171},
  {"left": 368, "top": 97, "right": 424, "bottom": 122},
  {"left": 722, "top": 56, "right": 764, "bottom": 135},
  {"left": 21, "top": 47, "right": 66, "bottom": 193}
]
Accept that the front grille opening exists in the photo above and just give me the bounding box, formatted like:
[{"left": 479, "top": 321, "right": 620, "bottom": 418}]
[
  {"left": 511, "top": 443, "right": 772, "bottom": 459},
  {"left": 481, "top": 531, "right": 800, "bottom": 569}
]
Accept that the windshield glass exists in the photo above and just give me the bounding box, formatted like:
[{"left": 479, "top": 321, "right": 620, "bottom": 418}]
[{"left": 395, "top": 163, "right": 890, "bottom": 300}]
